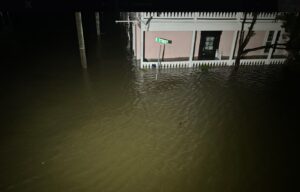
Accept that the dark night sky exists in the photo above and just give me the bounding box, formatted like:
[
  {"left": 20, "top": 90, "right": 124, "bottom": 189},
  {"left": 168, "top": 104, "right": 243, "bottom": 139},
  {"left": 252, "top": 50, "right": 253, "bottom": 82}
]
[{"left": 1, "top": 0, "right": 295, "bottom": 12}]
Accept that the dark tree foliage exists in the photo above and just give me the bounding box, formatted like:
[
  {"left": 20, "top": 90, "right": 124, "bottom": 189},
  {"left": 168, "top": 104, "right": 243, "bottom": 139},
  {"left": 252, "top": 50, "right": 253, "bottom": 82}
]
[
  {"left": 280, "top": 13, "right": 300, "bottom": 61},
  {"left": 234, "top": 12, "right": 300, "bottom": 70},
  {"left": 235, "top": 12, "right": 258, "bottom": 69}
]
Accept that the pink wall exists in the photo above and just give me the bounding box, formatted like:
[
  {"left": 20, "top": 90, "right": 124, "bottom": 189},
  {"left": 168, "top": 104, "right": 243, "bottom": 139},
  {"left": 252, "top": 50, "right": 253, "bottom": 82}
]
[
  {"left": 234, "top": 31, "right": 267, "bottom": 56},
  {"left": 142, "top": 31, "right": 236, "bottom": 59},
  {"left": 144, "top": 31, "right": 193, "bottom": 60},
  {"left": 245, "top": 31, "right": 266, "bottom": 56},
  {"left": 135, "top": 29, "right": 282, "bottom": 60},
  {"left": 136, "top": 30, "right": 201, "bottom": 59},
  {"left": 219, "top": 31, "right": 234, "bottom": 57}
]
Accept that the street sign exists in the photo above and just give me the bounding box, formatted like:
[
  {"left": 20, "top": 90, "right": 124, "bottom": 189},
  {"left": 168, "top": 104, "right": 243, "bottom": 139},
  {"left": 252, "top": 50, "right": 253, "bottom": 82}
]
[{"left": 155, "top": 37, "right": 172, "bottom": 44}]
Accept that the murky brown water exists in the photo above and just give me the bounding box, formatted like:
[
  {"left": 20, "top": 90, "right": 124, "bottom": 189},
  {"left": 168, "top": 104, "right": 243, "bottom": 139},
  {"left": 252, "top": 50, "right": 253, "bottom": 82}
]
[{"left": 0, "top": 12, "right": 298, "bottom": 192}]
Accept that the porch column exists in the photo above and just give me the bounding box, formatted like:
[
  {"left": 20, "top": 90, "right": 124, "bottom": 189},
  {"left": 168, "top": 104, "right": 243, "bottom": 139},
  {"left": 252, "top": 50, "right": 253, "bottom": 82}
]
[
  {"left": 189, "top": 30, "right": 196, "bottom": 67},
  {"left": 229, "top": 30, "right": 238, "bottom": 66},
  {"left": 189, "top": 15, "right": 198, "bottom": 68},
  {"left": 132, "top": 23, "right": 136, "bottom": 56},
  {"left": 140, "top": 13, "right": 145, "bottom": 68},
  {"left": 266, "top": 30, "right": 279, "bottom": 64},
  {"left": 140, "top": 24, "right": 145, "bottom": 68}
]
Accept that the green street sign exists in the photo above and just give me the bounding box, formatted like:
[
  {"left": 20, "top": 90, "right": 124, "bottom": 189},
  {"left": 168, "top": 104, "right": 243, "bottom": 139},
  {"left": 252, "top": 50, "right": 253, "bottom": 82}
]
[{"left": 155, "top": 37, "right": 172, "bottom": 44}]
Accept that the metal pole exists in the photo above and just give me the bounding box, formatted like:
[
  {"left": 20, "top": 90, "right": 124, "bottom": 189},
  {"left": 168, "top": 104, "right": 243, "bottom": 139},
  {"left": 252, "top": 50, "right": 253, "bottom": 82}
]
[
  {"left": 75, "top": 12, "right": 87, "bottom": 69},
  {"left": 162, "top": 44, "right": 165, "bottom": 62},
  {"left": 157, "top": 44, "right": 161, "bottom": 68},
  {"left": 115, "top": 21, "right": 138, "bottom": 23},
  {"left": 95, "top": 12, "right": 100, "bottom": 38}
]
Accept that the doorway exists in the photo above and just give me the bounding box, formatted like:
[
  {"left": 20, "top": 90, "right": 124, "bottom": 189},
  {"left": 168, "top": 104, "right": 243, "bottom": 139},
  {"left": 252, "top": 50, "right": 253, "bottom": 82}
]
[{"left": 198, "top": 31, "right": 222, "bottom": 60}]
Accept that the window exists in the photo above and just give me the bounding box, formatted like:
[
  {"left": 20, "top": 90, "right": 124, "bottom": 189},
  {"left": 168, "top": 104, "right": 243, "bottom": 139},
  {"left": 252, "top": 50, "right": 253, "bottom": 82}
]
[
  {"left": 204, "top": 37, "right": 215, "bottom": 50},
  {"left": 264, "top": 31, "right": 274, "bottom": 53}
]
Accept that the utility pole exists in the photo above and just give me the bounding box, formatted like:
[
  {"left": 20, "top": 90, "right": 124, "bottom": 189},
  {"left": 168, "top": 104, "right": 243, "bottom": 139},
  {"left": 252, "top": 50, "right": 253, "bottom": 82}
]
[
  {"left": 75, "top": 12, "right": 87, "bottom": 69},
  {"left": 95, "top": 12, "right": 101, "bottom": 39},
  {"left": 0, "top": 11, "right": 4, "bottom": 27}
]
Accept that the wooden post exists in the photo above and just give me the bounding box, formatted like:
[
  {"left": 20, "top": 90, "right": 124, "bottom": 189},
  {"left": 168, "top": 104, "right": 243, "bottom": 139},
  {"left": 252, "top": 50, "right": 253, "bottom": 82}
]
[
  {"left": 266, "top": 30, "right": 279, "bottom": 64},
  {"left": 95, "top": 12, "right": 101, "bottom": 38},
  {"left": 229, "top": 30, "right": 238, "bottom": 65},
  {"left": 75, "top": 12, "right": 87, "bottom": 69}
]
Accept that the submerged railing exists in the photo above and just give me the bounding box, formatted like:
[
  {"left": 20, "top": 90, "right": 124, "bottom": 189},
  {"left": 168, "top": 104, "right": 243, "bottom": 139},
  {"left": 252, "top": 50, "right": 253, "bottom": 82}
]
[{"left": 141, "top": 58, "right": 286, "bottom": 69}]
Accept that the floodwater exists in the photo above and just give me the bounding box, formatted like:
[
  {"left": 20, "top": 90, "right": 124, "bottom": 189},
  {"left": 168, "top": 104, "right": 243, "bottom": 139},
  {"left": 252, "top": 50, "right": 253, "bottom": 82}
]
[{"left": 0, "top": 12, "right": 298, "bottom": 192}]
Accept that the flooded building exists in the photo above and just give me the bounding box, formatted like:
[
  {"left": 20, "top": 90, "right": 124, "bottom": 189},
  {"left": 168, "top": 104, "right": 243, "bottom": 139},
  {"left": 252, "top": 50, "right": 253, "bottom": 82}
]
[{"left": 128, "top": 12, "right": 288, "bottom": 68}]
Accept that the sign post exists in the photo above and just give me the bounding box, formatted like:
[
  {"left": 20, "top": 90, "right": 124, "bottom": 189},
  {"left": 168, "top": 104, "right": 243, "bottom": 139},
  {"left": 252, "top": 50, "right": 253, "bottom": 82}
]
[
  {"left": 155, "top": 37, "right": 172, "bottom": 68},
  {"left": 157, "top": 44, "right": 161, "bottom": 67}
]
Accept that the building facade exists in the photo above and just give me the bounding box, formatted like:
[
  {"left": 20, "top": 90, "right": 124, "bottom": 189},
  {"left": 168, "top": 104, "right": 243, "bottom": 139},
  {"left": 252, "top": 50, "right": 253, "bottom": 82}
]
[{"left": 128, "top": 12, "right": 288, "bottom": 68}]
